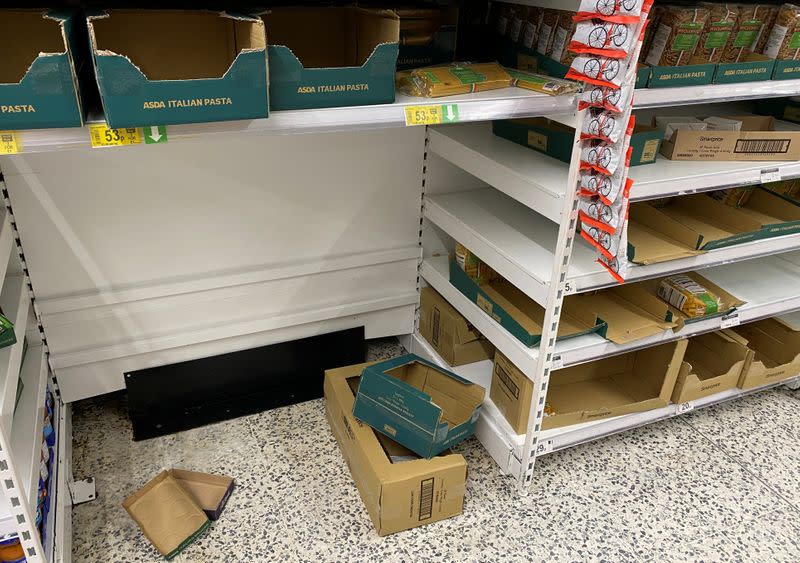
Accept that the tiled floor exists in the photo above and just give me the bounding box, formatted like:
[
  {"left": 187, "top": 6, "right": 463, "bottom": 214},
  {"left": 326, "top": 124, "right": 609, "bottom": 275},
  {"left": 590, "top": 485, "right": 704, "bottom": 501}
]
[{"left": 71, "top": 338, "right": 800, "bottom": 562}]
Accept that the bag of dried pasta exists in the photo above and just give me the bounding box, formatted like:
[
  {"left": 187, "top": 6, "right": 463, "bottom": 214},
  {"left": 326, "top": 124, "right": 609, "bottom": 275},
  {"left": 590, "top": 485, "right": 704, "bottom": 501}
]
[
  {"left": 506, "top": 68, "right": 581, "bottom": 95},
  {"left": 764, "top": 4, "right": 800, "bottom": 60},
  {"left": 400, "top": 63, "right": 512, "bottom": 97},
  {"left": 722, "top": 4, "right": 775, "bottom": 62},
  {"left": 657, "top": 274, "right": 722, "bottom": 318},
  {"left": 522, "top": 7, "right": 543, "bottom": 49},
  {"left": 537, "top": 9, "right": 561, "bottom": 56},
  {"left": 644, "top": 6, "right": 710, "bottom": 66},
  {"left": 692, "top": 3, "right": 738, "bottom": 64}
]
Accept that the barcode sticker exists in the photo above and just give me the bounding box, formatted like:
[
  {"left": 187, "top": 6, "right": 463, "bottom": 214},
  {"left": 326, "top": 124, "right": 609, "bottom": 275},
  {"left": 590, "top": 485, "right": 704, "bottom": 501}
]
[
  {"left": 760, "top": 169, "right": 782, "bottom": 183},
  {"left": 720, "top": 313, "right": 740, "bottom": 329},
  {"left": 676, "top": 401, "right": 694, "bottom": 415},
  {"left": 536, "top": 439, "right": 554, "bottom": 455},
  {"left": 419, "top": 478, "right": 434, "bottom": 520},
  {"left": 734, "top": 138, "right": 791, "bottom": 154}
]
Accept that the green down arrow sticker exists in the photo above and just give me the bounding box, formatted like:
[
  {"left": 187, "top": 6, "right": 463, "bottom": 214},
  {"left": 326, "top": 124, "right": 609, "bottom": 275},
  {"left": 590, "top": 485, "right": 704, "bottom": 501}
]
[
  {"left": 144, "top": 125, "right": 168, "bottom": 144},
  {"left": 441, "top": 104, "right": 459, "bottom": 123}
]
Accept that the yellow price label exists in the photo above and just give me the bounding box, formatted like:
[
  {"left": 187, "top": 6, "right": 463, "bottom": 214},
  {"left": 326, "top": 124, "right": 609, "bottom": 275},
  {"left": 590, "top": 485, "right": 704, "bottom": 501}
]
[
  {"left": 89, "top": 124, "right": 142, "bottom": 148},
  {"left": 0, "top": 131, "right": 21, "bottom": 155},
  {"left": 405, "top": 105, "right": 443, "bottom": 126}
]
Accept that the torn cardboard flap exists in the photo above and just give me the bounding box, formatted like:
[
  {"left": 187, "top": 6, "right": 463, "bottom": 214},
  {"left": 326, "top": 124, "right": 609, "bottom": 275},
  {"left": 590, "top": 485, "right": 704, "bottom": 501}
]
[
  {"left": 122, "top": 471, "right": 210, "bottom": 560},
  {"left": 1, "top": 10, "right": 67, "bottom": 84},
  {"left": 673, "top": 330, "right": 748, "bottom": 402},
  {"left": 170, "top": 469, "right": 234, "bottom": 521}
]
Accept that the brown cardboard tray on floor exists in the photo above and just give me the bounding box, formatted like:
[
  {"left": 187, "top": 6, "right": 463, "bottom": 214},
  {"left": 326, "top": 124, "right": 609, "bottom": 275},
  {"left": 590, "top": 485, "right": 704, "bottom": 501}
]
[
  {"left": 542, "top": 340, "right": 687, "bottom": 430},
  {"left": 733, "top": 318, "right": 800, "bottom": 389},
  {"left": 419, "top": 286, "right": 494, "bottom": 366},
  {"left": 490, "top": 350, "right": 534, "bottom": 434},
  {"left": 324, "top": 361, "right": 467, "bottom": 536},
  {"left": 171, "top": 469, "right": 234, "bottom": 521},
  {"left": 659, "top": 116, "right": 800, "bottom": 161},
  {"left": 673, "top": 330, "right": 749, "bottom": 403}
]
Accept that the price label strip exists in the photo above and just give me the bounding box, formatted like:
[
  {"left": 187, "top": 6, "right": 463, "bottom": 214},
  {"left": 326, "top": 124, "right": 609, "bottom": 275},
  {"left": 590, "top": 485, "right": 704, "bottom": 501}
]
[
  {"left": 676, "top": 401, "right": 694, "bottom": 415},
  {"left": 404, "top": 104, "right": 460, "bottom": 127},
  {"left": 0, "top": 131, "right": 22, "bottom": 155},
  {"left": 720, "top": 313, "right": 740, "bottom": 329},
  {"left": 89, "top": 124, "right": 142, "bottom": 148},
  {"left": 760, "top": 168, "right": 781, "bottom": 184}
]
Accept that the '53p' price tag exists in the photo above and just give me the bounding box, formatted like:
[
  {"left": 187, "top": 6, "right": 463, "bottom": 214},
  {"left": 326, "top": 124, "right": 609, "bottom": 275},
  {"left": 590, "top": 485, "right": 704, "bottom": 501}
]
[{"left": 89, "top": 124, "right": 141, "bottom": 148}]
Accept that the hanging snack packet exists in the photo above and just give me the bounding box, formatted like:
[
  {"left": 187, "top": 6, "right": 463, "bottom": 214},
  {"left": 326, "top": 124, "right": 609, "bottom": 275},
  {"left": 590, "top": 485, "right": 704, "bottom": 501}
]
[
  {"left": 579, "top": 195, "right": 626, "bottom": 234},
  {"left": 580, "top": 106, "right": 632, "bottom": 143},
  {"left": 597, "top": 222, "right": 629, "bottom": 284},
  {"left": 580, "top": 115, "right": 634, "bottom": 175},
  {"left": 579, "top": 82, "right": 633, "bottom": 113},
  {"left": 567, "top": 53, "right": 627, "bottom": 88},
  {"left": 506, "top": 68, "right": 581, "bottom": 95},
  {"left": 400, "top": 63, "right": 512, "bottom": 97},
  {"left": 576, "top": 0, "right": 649, "bottom": 24},
  {"left": 569, "top": 20, "right": 638, "bottom": 58},
  {"left": 579, "top": 152, "right": 630, "bottom": 205},
  {"left": 657, "top": 274, "right": 722, "bottom": 318}
]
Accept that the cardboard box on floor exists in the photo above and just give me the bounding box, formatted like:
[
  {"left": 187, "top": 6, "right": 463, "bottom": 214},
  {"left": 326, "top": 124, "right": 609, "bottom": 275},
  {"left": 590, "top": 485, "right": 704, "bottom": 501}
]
[
  {"left": 490, "top": 350, "right": 534, "bottom": 434},
  {"left": 419, "top": 286, "right": 494, "bottom": 366},
  {"left": 734, "top": 318, "right": 800, "bottom": 389},
  {"left": 660, "top": 115, "right": 800, "bottom": 161},
  {"left": 171, "top": 469, "right": 234, "bottom": 521},
  {"left": 324, "top": 362, "right": 467, "bottom": 535},
  {"left": 543, "top": 340, "right": 687, "bottom": 430},
  {"left": 123, "top": 471, "right": 211, "bottom": 560},
  {"left": 673, "top": 330, "right": 748, "bottom": 403},
  {"left": 262, "top": 7, "right": 399, "bottom": 110},
  {"left": 0, "top": 10, "right": 84, "bottom": 129},
  {"left": 352, "top": 354, "right": 484, "bottom": 458},
  {"left": 87, "top": 10, "right": 268, "bottom": 128},
  {"left": 630, "top": 190, "right": 800, "bottom": 251}
]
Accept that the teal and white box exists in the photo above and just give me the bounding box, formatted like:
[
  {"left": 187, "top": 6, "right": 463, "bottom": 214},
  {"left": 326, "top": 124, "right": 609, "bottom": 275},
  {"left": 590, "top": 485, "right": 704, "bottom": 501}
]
[{"left": 352, "top": 354, "right": 484, "bottom": 459}]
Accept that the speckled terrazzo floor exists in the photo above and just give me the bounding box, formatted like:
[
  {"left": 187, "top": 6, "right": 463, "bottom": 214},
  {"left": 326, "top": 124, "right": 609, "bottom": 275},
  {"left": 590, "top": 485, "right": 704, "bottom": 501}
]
[{"left": 71, "top": 337, "right": 800, "bottom": 563}]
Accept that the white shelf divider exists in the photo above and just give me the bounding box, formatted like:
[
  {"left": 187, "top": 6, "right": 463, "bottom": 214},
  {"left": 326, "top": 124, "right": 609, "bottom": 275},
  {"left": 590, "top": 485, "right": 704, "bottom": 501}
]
[
  {"left": 10, "top": 345, "right": 47, "bottom": 516},
  {"left": 0, "top": 276, "right": 31, "bottom": 435}
]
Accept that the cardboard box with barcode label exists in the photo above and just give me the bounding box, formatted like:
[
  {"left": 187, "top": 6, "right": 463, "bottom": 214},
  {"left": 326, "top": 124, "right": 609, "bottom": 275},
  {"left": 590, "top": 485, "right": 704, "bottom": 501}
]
[
  {"left": 543, "top": 340, "right": 687, "bottom": 429},
  {"left": 490, "top": 350, "right": 534, "bottom": 434},
  {"left": 419, "top": 287, "right": 494, "bottom": 366},
  {"left": 733, "top": 318, "right": 800, "bottom": 389},
  {"left": 492, "top": 118, "right": 662, "bottom": 166},
  {"left": 659, "top": 115, "right": 800, "bottom": 161},
  {"left": 324, "top": 361, "right": 467, "bottom": 535},
  {"left": 352, "top": 354, "right": 484, "bottom": 458},
  {"left": 262, "top": 7, "right": 399, "bottom": 110},
  {"left": 86, "top": 10, "right": 268, "bottom": 128},
  {"left": 1, "top": 10, "right": 85, "bottom": 129},
  {"left": 630, "top": 189, "right": 800, "bottom": 252},
  {"left": 673, "top": 330, "right": 748, "bottom": 403}
]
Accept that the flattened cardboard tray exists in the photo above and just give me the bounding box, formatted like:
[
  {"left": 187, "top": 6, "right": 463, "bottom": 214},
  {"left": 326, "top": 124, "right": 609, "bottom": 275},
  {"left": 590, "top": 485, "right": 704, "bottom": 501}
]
[
  {"left": 660, "top": 115, "right": 800, "bottom": 161},
  {"left": 673, "top": 330, "right": 748, "bottom": 403}
]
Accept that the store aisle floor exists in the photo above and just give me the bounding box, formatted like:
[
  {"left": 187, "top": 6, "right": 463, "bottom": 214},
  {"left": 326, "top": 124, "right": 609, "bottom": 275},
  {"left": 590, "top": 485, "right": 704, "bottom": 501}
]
[{"left": 71, "top": 339, "right": 800, "bottom": 563}]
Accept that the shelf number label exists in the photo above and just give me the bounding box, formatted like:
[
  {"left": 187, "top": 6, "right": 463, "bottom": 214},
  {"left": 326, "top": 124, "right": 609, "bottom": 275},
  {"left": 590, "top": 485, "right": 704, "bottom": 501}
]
[
  {"left": 676, "top": 401, "right": 694, "bottom": 415},
  {"left": 720, "top": 313, "right": 740, "bottom": 329},
  {"left": 89, "top": 124, "right": 141, "bottom": 147},
  {"left": 404, "top": 104, "right": 460, "bottom": 127},
  {"left": 535, "top": 439, "right": 554, "bottom": 455},
  {"left": 0, "top": 131, "right": 21, "bottom": 155},
  {"left": 760, "top": 169, "right": 781, "bottom": 184}
]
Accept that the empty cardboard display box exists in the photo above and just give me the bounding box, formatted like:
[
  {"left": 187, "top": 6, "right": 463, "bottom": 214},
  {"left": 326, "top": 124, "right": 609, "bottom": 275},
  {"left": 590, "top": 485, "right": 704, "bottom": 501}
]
[
  {"left": 449, "top": 259, "right": 606, "bottom": 347},
  {"left": 659, "top": 115, "right": 800, "bottom": 161},
  {"left": 626, "top": 212, "right": 702, "bottom": 265},
  {"left": 352, "top": 354, "right": 484, "bottom": 458},
  {"left": 490, "top": 350, "right": 534, "bottom": 434},
  {"left": 734, "top": 318, "right": 800, "bottom": 389},
  {"left": 123, "top": 471, "right": 210, "bottom": 560},
  {"left": 262, "top": 7, "right": 400, "bottom": 110},
  {"left": 395, "top": 7, "right": 458, "bottom": 70},
  {"left": 171, "top": 469, "right": 234, "bottom": 521},
  {"left": 673, "top": 330, "right": 748, "bottom": 403},
  {"left": 631, "top": 190, "right": 800, "bottom": 251},
  {"left": 0, "top": 10, "right": 84, "bottom": 129},
  {"left": 324, "top": 362, "right": 467, "bottom": 535},
  {"left": 87, "top": 10, "right": 268, "bottom": 128},
  {"left": 419, "top": 286, "right": 494, "bottom": 366},
  {"left": 543, "top": 339, "right": 687, "bottom": 430}
]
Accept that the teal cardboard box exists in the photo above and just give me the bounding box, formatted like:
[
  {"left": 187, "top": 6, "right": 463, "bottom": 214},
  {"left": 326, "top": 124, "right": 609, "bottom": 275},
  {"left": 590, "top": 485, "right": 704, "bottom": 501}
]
[
  {"left": 262, "top": 7, "right": 399, "bottom": 111},
  {"left": 87, "top": 10, "right": 268, "bottom": 128},
  {"left": 714, "top": 56, "right": 775, "bottom": 84},
  {"left": 772, "top": 59, "right": 800, "bottom": 80},
  {"left": 647, "top": 63, "right": 715, "bottom": 88},
  {"left": 396, "top": 7, "right": 458, "bottom": 70},
  {"left": 351, "top": 354, "right": 484, "bottom": 458},
  {"left": 0, "top": 10, "right": 84, "bottom": 129}
]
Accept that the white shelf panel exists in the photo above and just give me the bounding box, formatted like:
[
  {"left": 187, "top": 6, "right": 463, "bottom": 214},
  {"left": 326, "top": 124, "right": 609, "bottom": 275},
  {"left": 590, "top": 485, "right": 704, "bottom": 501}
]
[
  {"left": 429, "top": 123, "right": 800, "bottom": 212},
  {"left": 635, "top": 79, "right": 800, "bottom": 109},
  {"left": 421, "top": 252, "right": 800, "bottom": 372},
  {"left": 9, "top": 89, "right": 577, "bottom": 154},
  {"left": 409, "top": 329, "right": 800, "bottom": 474},
  {"left": 0, "top": 276, "right": 31, "bottom": 434},
  {"left": 10, "top": 346, "right": 47, "bottom": 516},
  {"left": 423, "top": 187, "right": 800, "bottom": 295}
]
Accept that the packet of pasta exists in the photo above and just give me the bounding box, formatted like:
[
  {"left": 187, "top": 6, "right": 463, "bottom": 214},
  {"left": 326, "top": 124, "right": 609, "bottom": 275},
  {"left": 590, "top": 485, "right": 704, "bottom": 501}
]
[
  {"left": 506, "top": 68, "right": 581, "bottom": 95},
  {"left": 400, "top": 63, "right": 512, "bottom": 97},
  {"left": 455, "top": 243, "right": 503, "bottom": 285},
  {"left": 657, "top": 275, "right": 722, "bottom": 318}
]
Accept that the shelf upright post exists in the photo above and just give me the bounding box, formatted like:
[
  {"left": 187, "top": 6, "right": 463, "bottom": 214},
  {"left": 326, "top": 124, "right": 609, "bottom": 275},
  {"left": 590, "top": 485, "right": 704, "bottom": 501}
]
[{"left": 517, "top": 107, "right": 587, "bottom": 493}]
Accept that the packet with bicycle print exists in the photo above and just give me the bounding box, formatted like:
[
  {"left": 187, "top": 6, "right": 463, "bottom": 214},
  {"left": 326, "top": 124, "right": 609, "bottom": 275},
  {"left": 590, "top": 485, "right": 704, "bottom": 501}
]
[
  {"left": 576, "top": 0, "right": 652, "bottom": 24},
  {"left": 569, "top": 20, "right": 639, "bottom": 58},
  {"left": 580, "top": 106, "right": 633, "bottom": 143}
]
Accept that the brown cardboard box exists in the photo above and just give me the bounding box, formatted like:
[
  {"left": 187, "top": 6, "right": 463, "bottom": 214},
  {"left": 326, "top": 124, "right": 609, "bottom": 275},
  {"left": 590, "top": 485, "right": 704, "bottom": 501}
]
[
  {"left": 660, "top": 115, "right": 800, "bottom": 161},
  {"left": 490, "top": 350, "right": 534, "bottom": 434},
  {"left": 543, "top": 340, "right": 687, "bottom": 429},
  {"left": 324, "top": 362, "right": 467, "bottom": 535},
  {"left": 171, "top": 469, "right": 234, "bottom": 521},
  {"left": 627, "top": 212, "right": 702, "bottom": 265},
  {"left": 673, "top": 330, "right": 748, "bottom": 403},
  {"left": 734, "top": 318, "right": 800, "bottom": 389},
  {"left": 419, "top": 287, "right": 494, "bottom": 366},
  {"left": 122, "top": 471, "right": 210, "bottom": 560}
]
